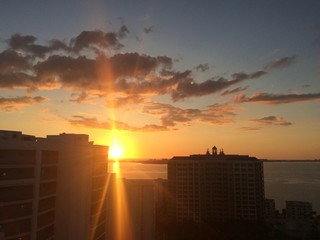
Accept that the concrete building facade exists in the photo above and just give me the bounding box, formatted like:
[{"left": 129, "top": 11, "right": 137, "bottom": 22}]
[
  {"left": 0, "top": 130, "right": 108, "bottom": 240},
  {"left": 106, "top": 177, "right": 167, "bottom": 240},
  {"left": 167, "top": 146, "right": 265, "bottom": 224}
]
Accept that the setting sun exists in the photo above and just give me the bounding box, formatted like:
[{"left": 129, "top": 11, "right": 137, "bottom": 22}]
[{"left": 109, "top": 140, "right": 124, "bottom": 159}]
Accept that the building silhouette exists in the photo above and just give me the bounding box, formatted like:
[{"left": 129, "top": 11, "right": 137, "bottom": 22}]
[
  {"left": 286, "top": 201, "right": 313, "bottom": 220},
  {"left": 264, "top": 198, "right": 276, "bottom": 219},
  {"left": 0, "top": 130, "right": 108, "bottom": 240},
  {"left": 106, "top": 177, "right": 167, "bottom": 240},
  {"left": 167, "top": 146, "right": 265, "bottom": 224}
]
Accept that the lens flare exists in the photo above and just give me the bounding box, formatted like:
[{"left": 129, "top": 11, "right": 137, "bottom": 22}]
[{"left": 109, "top": 140, "right": 124, "bottom": 159}]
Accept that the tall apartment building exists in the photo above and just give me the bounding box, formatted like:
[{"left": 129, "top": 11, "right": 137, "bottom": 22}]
[
  {"left": 167, "top": 146, "right": 265, "bottom": 224},
  {"left": 264, "top": 199, "right": 276, "bottom": 218},
  {"left": 0, "top": 130, "right": 108, "bottom": 240},
  {"left": 106, "top": 178, "right": 167, "bottom": 240},
  {"left": 286, "top": 201, "right": 313, "bottom": 219}
]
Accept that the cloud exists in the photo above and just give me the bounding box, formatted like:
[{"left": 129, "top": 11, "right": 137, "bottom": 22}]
[
  {"left": 221, "top": 86, "right": 248, "bottom": 96},
  {"left": 70, "top": 30, "right": 123, "bottom": 53},
  {"left": 33, "top": 52, "right": 175, "bottom": 94},
  {"left": 34, "top": 55, "right": 101, "bottom": 90},
  {"left": 171, "top": 70, "right": 266, "bottom": 101},
  {"left": 0, "top": 96, "right": 46, "bottom": 111},
  {"left": 8, "top": 34, "right": 69, "bottom": 58},
  {"left": 199, "top": 103, "right": 236, "bottom": 124},
  {"left": 0, "top": 48, "right": 177, "bottom": 95},
  {"left": 250, "top": 116, "right": 293, "bottom": 126},
  {"left": 0, "top": 72, "right": 36, "bottom": 90},
  {"left": 7, "top": 27, "right": 128, "bottom": 59},
  {"left": 144, "top": 26, "right": 154, "bottom": 34},
  {"left": 143, "top": 102, "right": 237, "bottom": 127},
  {"left": 70, "top": 101, "right": 237, "bottom": 132},
  {"left": 70, "top": 92, "right": 89, "bottom": 103},
  {"left": 195, "top": 64, "right": 209, "bottom": 72},
  {"left": 0, "top": 50, "right": 31, "bottom": 74},
  {"left": 239, "top": 126, "right": 262, "bottom": 131},
  {"left": 118, "top": 25, "right": 129, "bottom": 39},
  {"left": 8, "top": 34, "right": 36, "bottom": 49},
  {"left": 233, "top": 92, "right": 320, "bottom": 104},
  {"left": 1, "top": 30, "right": 270, "bottom": 103},
  {"left": 143, "top": 102, "right": 196, "bottom": 127},
  {"left": 109, "top": 53, "right": 173, "bottom": 79},
  {"left": 107, "top": 95, "right": 147, "bottom": 108},
  {"left": 264, "top": 56, "right": 297, "bottom": 70},
  {"left": 69, "top": 115, "right": 169, "bottom": 132}
]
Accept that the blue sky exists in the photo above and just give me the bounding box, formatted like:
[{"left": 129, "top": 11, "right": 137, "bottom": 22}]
[{"left": 0, "top": 0, "right": 320, "bottom": 159}]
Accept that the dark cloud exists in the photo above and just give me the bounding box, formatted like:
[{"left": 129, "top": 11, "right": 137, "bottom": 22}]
[
  {"left": 118, "top": 25, "right": 129, "bottom": 39},
  {"left": 221, "top": 86, "right": 248, "bottom": 96},
  {"left": 171, "top": 70, "right": 266, "bottom": 101},
  {"left": 144, "top": 26, "right": 154, "bottom": 34},
  {"left": 234, "top": 92, "right": 320, "bottom": 104},
  {"left": 0, "top": 72, "right": 36, "bottom": 90},
  {"left": 250, "top": 116, "right": 293, "bottom": 126},
  {"left": 0, "top": 50, "right": 30, "bottom": 73},
  {"left": 110, "top": 53, "right": 173, "bottom": 79},
  {"left": 7, "top": 28, "right": 128, "bottom": 58},
  {"left": 4, "top": 28, "right": 314, "bottom": 132},
  {"left": 264, "top": 56, "right": 297, "bottom": 70},
  {"left": 34, "top": 52, "right": 175, "bottom": 94},
  {"left": 0, "top": 96, "right": 46, "bottom": 111},
  {"left": 8, "top": 34, "right": 69, "bottom": 58},
  {"left": 8, "top": 34, "right": 36, "bottom": 49},
  {"left": 1, "top": 30, "right": 270, "bottom": 103},
  {"left": 35, "top": 55, "right": 100, "bottom": 90},
  {"left": 0, "top": 49, "right": 176, "bottom": 94},
  {"left": 70, "top": 30, "right": 123, "bottom": 53},
  {"left": 195, "top": 64, "right": 209, "bottom": 72}
]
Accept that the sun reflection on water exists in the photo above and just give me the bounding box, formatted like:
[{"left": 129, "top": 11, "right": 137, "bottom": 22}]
[{"left": 108, "top": 140, "right": 131, "bottom": 239}]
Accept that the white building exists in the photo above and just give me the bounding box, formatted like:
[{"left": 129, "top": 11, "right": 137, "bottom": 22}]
[{"left": 0, "top": 130, "right": 108, "bottom": 240}]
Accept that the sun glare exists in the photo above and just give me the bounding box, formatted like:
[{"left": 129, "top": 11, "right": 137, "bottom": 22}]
[{"left": 109, "top": 141, "right": 124, "bottom": 159}]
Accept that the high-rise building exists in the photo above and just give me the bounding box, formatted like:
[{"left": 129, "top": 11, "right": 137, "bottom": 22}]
[
  {"left": 167, "top": 146, "right": 265, "bottom": 224},
  {"left": 286, "top": 201, "right": 313, "bottom": 219},
  {"left": 264, "top": 199, "right": 276, "bottom": 218},
  {"left": 106, "top": 177, "right": 167, "bottom": 240},
  {"left": 0, "top": 130, "right": 108, "bottom": 240}
]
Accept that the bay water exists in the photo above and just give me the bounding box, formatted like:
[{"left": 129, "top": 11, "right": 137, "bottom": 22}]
[{"left": 109, "top": 161, "right": 320, "bottom": 213}]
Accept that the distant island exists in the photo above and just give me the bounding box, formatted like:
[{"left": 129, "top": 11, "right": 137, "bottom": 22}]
[
  {"left": 262, "top": 159, "right": 320, "bottom": 162},
  {"left": 108, "top": 159, "right": 320, "bottom": 164}
]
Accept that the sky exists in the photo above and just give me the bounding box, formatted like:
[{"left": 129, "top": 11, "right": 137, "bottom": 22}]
[{"left": 0, "top": 0, "right": 320, "bottom": 159}]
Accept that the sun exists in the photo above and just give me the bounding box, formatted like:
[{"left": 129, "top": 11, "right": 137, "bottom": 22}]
[{"left": 109, "top": 140, "right": 124, "bottom": 159}]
